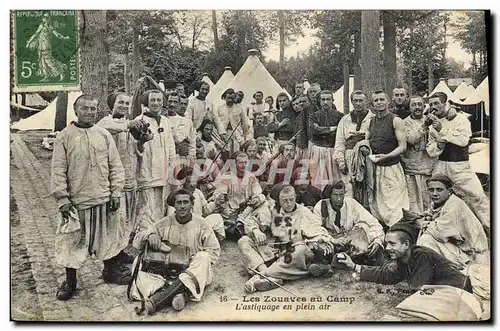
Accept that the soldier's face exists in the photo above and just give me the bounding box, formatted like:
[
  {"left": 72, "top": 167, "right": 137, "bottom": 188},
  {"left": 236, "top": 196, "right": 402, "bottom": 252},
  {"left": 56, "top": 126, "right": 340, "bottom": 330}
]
[
  {"left": 278, "top": 96, "right": 289, "bottom": 109},
  {"left": 265, "top": 97, "right": 273, "bottom": 106},
  {"left": 113, "top": 94, "right": 130, "bottom": 118},
  {"left": 236, "top": 156, "right": 248, "bottom": 172},
  {"left": 202, "top": 124, "right": 214, "bottom": 139},
  {"left": 148, "top": 92, "right": 164, "bottom": 114},
  {"left": 428, "top": 181, "right": 451, "bottom": 208},
  {"left": 385, "top": 232, "right": 410, "bottom": 261},
  {"left": 75, "top": 99, "right": 98, "bottom": 125},
  {"left": 235, "top": 92, "right": 244, "bottom": 103},
  {"left": 255, "top": 114, "right": 264, "bottom": 124},
  {"left": 178, "top": 99, "right": 188, "bottom": 116},
  {"left": 257, "top": 140, "right": 267, "bottom": 152},
  {"left": 176, "top": 85, "right": 185, "bottom": 95},
  {"left": 283, "top": 145, "right": 295, "bottom": 160},
  {"left": 299, "top": 96, "right": 309, "bottom": 108},
  {"left": 199, "top": 84, "right": 210, "bottom": 98},
  {"left": 409, "top": 97, "right": 424, "bottom": 119},
  {"left": 292, "top": 99, "right": 302, "bottom": 113},
  {"left": 329, "top": 188, "right": 345, "bottom": 210},
  {"left": 429, "top": 97, "right": 447, "bottom": 118},
  {"left": 246, "top": 145, "right": 257, "bottom": 158},
  {"left": 279, "top": 190, "right": 297, "bottom": 213},
  {"left": 168, "top": 96, "right": 180, "bottom": 112},
  {"left": 352, "top": 94, "right": 366, "bottom": 112},
  {"left": 372, "top": 93, "right": 389, "bottom": 112},
  {"left": 196, "top": 145, "right": 205, "bottom": 159},
  {"left": 174, "top": 194, "right": 192, "bottom": 218},
  {"left": 295, "top": 83, "right": 304, "bottom": 96},
  {"left": 319, "top": 93, "right": 333, "bottom": 111},
  {"left": 254, "top": 92, "right": 263, "bottom": 102},
  {"left": 392, "top": 88, "right": 408, "bottom": 106}
]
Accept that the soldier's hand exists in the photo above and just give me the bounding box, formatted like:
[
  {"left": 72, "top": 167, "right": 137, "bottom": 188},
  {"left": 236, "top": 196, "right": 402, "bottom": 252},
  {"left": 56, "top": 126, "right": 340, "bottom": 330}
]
[
  {"left": 437, "top": 141, "right": 446, "bottom": 150},
  {"left": 280, "top": 118, "right": 291, "bottom": 127},
  {"left": 336, "top": 253, "right": 355, "bottom": 270},
  {"left": 446, "top": 106, "right": 458, "bottom": 120},
  {"left": 110, "top": 197, "right": 120, "bottom": 211},
  {"left": 360, "top": 146, "right": 370, "bottom": 156},
  {"left": 332, "top": 236, "right": 349, "bottom": 247},
  {"left": 147, "top": 233, "right": 162, "bottom": 251},
  {"left": 431, "top": 120, "right": 443, "bottom": 132},
  {"left": 367, "top": 242, "right": 382, "bottom": 257},
  {"left": 253, "top": 229, "right": 267, "bottom": 245},
  {"left": 60, "top": 204, "right": 72, "bottom": 219}
]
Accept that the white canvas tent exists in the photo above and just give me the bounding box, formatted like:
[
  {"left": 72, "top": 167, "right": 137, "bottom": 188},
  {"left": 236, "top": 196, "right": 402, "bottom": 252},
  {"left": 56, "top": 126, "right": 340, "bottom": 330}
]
[
  {"left": 11, "top": 91, "right": 82, "bottom": 131},
  {"left": 206, "top": 66, "right": 235, "bottom": 104},
  {"left": 333, "top": 76, "right": 355, "bottom": 112},
  {"left": 219, "top": 50, "right": 289, "bottom": 108},
  {"left": 453, "top": 81, "right": 475, "bottom": 101},
  {"left": 463, "top": 77, "right": 489, "bottom": 116},
  {"left": 430, "top": 78, "right": 460, "bottom": 103},
  {"left": 25, "top": 93, "right": 49, "bottom": 107}
]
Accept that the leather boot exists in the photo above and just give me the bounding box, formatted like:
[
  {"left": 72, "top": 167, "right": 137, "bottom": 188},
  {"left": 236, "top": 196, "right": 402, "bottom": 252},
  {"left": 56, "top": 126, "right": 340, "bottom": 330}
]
[
  {"left": 56, "top": 268, "right": 77, "bottom": 301},
  {"left": 145, "top": 279, "right": 187, "bottom": 315}
]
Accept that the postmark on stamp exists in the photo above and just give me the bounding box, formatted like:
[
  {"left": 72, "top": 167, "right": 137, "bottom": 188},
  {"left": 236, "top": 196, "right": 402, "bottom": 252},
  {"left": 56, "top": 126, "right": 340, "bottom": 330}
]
[{"left": 12, "top": 10, "right": 80, "bottom": 92}]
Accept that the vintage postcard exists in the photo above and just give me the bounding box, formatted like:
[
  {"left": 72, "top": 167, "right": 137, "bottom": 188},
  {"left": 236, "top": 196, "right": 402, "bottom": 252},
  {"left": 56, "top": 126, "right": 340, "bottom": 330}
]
[{"left": 10, "top": 9, "right": 491, "bottom": 322}]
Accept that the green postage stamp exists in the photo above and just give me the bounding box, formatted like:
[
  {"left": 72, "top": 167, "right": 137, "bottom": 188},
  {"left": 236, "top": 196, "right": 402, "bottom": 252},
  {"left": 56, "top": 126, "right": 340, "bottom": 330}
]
[{"left": 12, "top": 10, "right": 80, "bottom": 92}]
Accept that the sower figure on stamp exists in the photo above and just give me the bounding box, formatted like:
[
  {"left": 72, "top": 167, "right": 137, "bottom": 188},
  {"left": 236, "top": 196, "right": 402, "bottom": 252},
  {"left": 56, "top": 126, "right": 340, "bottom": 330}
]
[
  {"left": 51, "top": 95, "right": 130, "bottom": 301},
  {"left": 97, "top": 92, "right": 152, "bottom": 259},
  {"left": 333, "top": 90, "right": 374, "bottom": 198},
  {"left": 366, "top": 90, "right": 409, "bottom": 228},
  {"left": 238, "top": 185, "right": 335, "bottom": 293},
  {"left": 134, "top": 90, "right": 176, "bottom": 233},
  {"left": 313, "top": 181, "right": 385, "bottom": 266},
  {"left": 132, "top": 189, "right": 220, "bottom": 315},
  {"left": 401, "top": 96, "right": 436, "bottom": 213},
  {"left": 426, "top": 92, "right": 490, "bottom": 235}
]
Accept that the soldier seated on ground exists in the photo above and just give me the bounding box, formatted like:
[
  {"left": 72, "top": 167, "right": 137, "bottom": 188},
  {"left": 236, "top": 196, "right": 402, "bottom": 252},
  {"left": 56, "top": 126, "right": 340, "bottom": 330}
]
[
  {"left": 209, "top": 152, "right": 266, "bottom": 241},
  {"left": 132, "top": 189, "right": 220, "bottom": 315},
  {"left": 238, "top": 185, "right": 335, "bottom": 293},
  {"left": 313, "top": 180, "right": 386, "bottom": 266}
]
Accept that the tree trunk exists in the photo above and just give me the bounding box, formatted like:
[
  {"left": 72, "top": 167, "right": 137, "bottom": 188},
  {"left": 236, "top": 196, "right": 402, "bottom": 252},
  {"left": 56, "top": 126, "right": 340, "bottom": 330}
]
[
  {"left": 343, "top": 64, "right": 350, "bottom": 114},
  {"left": 383, "top": 13, "right": 397, "bottom": 95},
  {"left": 427, "top": 41, "right": 434, "bottom": 95},
  {"left": 360, "top": 11, "right": 382, "bottom": 98},
  {"left": 124, "top": 51, "right": 130, "bottom": 95},
  {"left": 212, "top": 10, "right": 219, "bottom": 53},
  {"left": 81, "top": 10, "right": 109, "bottom": 115},
  {"left": 236, "top": 11, "right": 246, "bottom": 64},
  {"left": 54, "top": 91, "right": 69, "bottom": 132},
  {"left": 407, "top": 25, "right": 414, "bottom": 95},
  {"left": 354, "top": 30, "right": 362, "bottom": 90},
  {"left": 132, "top": 21, "right": 140, "bottom": 86},
  {"left": 278, "top": 10, "right": 285, "bottom": 79}
]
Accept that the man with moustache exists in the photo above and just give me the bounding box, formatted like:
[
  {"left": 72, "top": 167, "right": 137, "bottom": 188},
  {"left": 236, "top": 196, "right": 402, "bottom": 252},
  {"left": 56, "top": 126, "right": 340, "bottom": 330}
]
[
  {"left": 333, "top": 90, "right": 374, "bottom": 197},
  {"left": 426, "top": 92, "right": 490, "bottom": 234},
  {"left": 134, "top": 90, "right": 176, "bottom": 232},
  {"left": 308, "top": 90, "right": 344, "bottom": 190},
  {"left": 268, "top": 92, "right": 295, "bottom": 152},
  {"left": 401, "top": 96, "right": 437, "bottom": 213},
  {"left": 367, "top": 90, "right": 409, "bottom": 228},
  {"left": 52, "top": 95, "right": 129, "bottom": 301},
  {"left": 214, "top": 88, "right": 251, "bottom": 155},
  {"left": 185, "top": 82, "right": 214, "bottom": 131},
  {"left": 133, "top": 189, "right": 220, "bottom": 315},
  {"left": 294, "top": 82, "right": 305, "bottom": 98}
]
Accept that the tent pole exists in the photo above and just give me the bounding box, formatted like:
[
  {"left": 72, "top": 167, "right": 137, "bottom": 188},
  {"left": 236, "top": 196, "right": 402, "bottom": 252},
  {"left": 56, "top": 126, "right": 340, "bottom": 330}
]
[{"left": 481, "top": 102, "right": 483, "bottom": 138}]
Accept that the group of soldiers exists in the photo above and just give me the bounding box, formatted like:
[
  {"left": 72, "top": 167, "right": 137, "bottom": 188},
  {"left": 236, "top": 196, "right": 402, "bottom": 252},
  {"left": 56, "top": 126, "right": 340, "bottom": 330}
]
[{"left": 49, "top": 78, "right": 490, "bottom": 316}]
